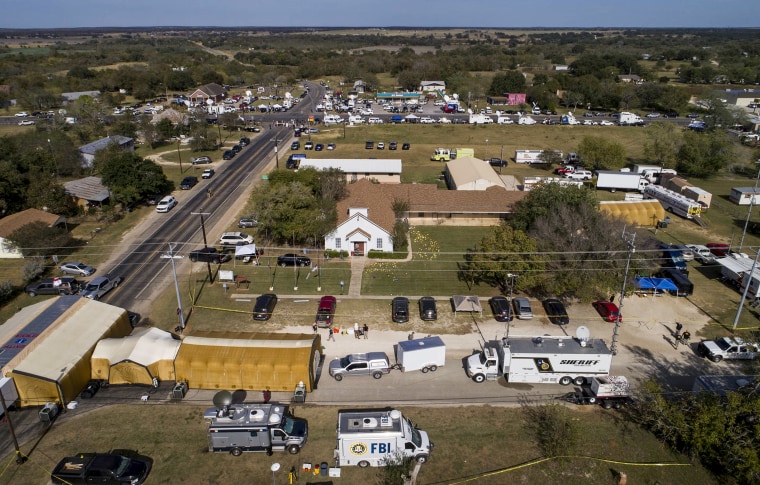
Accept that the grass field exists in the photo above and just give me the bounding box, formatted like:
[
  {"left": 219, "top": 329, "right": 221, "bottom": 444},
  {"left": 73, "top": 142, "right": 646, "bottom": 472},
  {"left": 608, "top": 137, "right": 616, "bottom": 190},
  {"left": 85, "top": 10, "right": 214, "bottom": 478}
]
[{"left": 0, "top": 403, "right": 715, "bottom": 485}]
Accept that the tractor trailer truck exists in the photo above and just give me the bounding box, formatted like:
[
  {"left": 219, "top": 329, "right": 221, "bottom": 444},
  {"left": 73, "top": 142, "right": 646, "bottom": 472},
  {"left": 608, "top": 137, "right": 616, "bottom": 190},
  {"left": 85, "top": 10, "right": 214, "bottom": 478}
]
[{"left": 595, "top": 171, "right": 650, "bottom": 192}]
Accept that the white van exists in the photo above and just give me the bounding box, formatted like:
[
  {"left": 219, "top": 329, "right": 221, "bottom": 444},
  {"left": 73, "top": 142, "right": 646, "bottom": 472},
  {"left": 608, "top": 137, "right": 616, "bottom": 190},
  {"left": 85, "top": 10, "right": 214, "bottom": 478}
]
[
  {"left": 368, "top": 117, "right": 383, "bottom": 124},
  {"left": 323, "top": 114, "right": 344, "bottom": 125}
]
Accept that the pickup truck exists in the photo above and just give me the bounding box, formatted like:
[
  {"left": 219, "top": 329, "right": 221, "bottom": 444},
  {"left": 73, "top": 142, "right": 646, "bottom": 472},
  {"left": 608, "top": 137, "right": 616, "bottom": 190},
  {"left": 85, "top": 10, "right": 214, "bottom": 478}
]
[
  {"left": 51, "top": 451, "right": 152, "bottom": 485},
  {"left": 81, "top": 275, "right": 123, "bottom": 300},
  {"left": 697, "top": 337, "right": 759, "bottom": 363}
]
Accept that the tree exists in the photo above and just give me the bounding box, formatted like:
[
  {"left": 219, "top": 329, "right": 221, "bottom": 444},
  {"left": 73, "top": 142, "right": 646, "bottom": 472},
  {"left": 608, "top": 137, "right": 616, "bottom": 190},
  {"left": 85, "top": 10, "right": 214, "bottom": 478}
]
[
  {"left": 458, "top": 225, "right": 545, "bottom": 294},
  {"left": 643, "top": 122, "right": 683, "bottom": 169},
  {"left": 8, "top": 221, "right": 75, "bottom": 258},
  {"left": 510, "top": 183, "right": 599, "bottom": 233},
  {"left": 676, "top": 131, "right": 736, "bottom": 178},
  {"left": 488, "top": 70, "right": 526, "bottom": 96},
  {"left": 251, "top": 181, "right": 332, "bottom": 244},
  {"left": 563, "top": 90, "right": 584, "bottom": 111},
  {"left": 577, "top": 135, "right": 626, "bottom": 170},
  {"left": 538, "top": 148, "right": 563, "bottom": 170},
  {"left": 95, "top": 148, "right": 172, "bottom": 207}
]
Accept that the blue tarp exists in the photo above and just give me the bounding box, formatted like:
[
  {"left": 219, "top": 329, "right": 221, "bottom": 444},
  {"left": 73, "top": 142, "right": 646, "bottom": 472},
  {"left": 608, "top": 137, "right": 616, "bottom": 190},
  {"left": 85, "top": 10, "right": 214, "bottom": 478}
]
[{"left": 632, "top": 277, "right": 678, "bottom": 292}]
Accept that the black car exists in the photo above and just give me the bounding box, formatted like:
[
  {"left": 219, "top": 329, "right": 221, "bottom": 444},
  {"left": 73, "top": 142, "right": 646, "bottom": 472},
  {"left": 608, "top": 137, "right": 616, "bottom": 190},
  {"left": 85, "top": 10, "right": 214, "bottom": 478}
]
[
  {"left": 418, "top": 296, "right": 437, "bottom": 321},
  {"left": 277, "top": 253, "right": 311, "bottom": 267},
  {"left": 489, "top": 158, "right": 507, "bottom": 167},
  {"left": 179, "top": 176, "right": 198, "bottom": 190},
  {"left": 26, "top": 277, "right": 81, "bottom": 297},
  {"left": 392, "top": 297, "right": 410, "bottom": 323},
  {"left": 222, "top": 150, "right": 236, "bottom": 160},
  {"left": 365, "top": 141, "right": 374, "bottom": 149},
  {"left": 489, "top": 296, "right": 513, "bottom": 322},
  {"left": 402, "top": 142, "right": 411, "bottom": 150},
  {"left": 253, "top": 293, "right": 278, "bottom": 321},
  {"left": 543, "top": 298, "right": 569, "bottom": 325},
  {"left": 389, "top": 141, "right": 398, "bottom": 150},
  {"left": 315, "top": 143, "right": 324, "bottom": 151},
  {"left": 188, "top": 247, "right": 228, "bottom": 264},
  {"left": 231, "top": 144, "right": 242, "bottom": 153},
  {"left": 239, "top": 137, "right": 251, "bottom": 146}
]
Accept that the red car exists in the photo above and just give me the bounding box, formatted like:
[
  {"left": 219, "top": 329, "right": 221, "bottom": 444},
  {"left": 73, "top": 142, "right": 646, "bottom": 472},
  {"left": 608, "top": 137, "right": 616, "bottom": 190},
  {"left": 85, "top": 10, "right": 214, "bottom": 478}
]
[
  {"left": 592, "top": 300, "right": 622, "bottom": 322},
  {"left": 706, "top": 243, "right": 730, "bottom": 257},
  {"left": 315, "top": 295, "right": 337, "bottom": 328}
]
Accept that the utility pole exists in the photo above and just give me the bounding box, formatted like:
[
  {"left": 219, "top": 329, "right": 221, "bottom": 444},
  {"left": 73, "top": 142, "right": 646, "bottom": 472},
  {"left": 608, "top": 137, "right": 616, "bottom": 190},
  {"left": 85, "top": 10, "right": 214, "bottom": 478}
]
[
  {"left": 177, "top": 139, "right": 183, "bottom": 174},
  {"left": 161, "top": 243, "right": 186, "bottom": 331},
  {"left": 612, "top": 230, "right": 636, "bottom": 355},
  {"left": 505, "top": 273, "right": 518, "bottom": 340},
  {"left": 191, "top": 210, "right": 213, "bottom": 283},
  {"left": 0, "top": 390, "right": 26, "bottom": 464},
  {"left": 271, "top": 137, "right": 281, "bottom": 169}
]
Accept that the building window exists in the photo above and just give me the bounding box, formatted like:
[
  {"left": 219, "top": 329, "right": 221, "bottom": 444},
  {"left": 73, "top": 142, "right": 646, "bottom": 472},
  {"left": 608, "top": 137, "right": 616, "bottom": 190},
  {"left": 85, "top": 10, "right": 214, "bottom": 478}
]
[
  {"left": 376, "top": 238, "right": 383, "bottom": 249},
  {"left": 335, "top": 238, "right": 341, "bottom": 249}
]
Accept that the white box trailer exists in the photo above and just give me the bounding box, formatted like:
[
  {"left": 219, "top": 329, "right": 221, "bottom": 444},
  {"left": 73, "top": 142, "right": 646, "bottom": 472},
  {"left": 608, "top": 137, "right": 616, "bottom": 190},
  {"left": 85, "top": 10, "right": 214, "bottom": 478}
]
[
  {"left": 0, "top": 377, "right": 19, "bottom": 416},
  {"left": 335, "top": 409, "right": 433, "bottom": 467},
  {"left": 595, "top": 171, "right": 650, "bottom": 192},
  {"left": 395, "top": 336, "right": 446, "bottom": 373},
  {"left": 515, "top": 149, "right": 562, "bottom": 164},
  {"left": 523, "top": 176, "right": 583, "bottom": 191},
  {"left": 730, "top": 187, "right": 760, "bottom": 206},
  {"left": 632, "top": 164, "right": 661, "bottom": 174},
  {"left": 716, "top": 253, "right": 760, "bottom": 298},
  {"left": 465, "top": 335, "right": 613, "bottom": 385}
]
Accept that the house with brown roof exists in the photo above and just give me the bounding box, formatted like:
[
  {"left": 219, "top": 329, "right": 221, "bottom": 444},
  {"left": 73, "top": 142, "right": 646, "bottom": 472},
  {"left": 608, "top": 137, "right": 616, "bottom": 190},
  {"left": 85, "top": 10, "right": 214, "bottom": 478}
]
[
  {"left": 188, "top": 83, "right": 227, "bottom": 106},
  {"left": 324, "top": 179, "right": 527, "bottom": 255},
  {"left": 0, "top": 208, "right": 66, "bottom": 258}
]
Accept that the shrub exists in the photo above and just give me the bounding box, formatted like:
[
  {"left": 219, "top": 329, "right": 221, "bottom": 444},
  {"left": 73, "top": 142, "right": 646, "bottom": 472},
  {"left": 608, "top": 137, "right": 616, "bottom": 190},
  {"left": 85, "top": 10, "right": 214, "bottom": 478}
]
[
  {"left": 22, "top": 257, "right": 46, "bottom": 283},
  {"left": 367, "top": 250, "right": 407, "bottom": 259},
  {"left": 0, "top": 280, "right": 14, "bottom": 303}
]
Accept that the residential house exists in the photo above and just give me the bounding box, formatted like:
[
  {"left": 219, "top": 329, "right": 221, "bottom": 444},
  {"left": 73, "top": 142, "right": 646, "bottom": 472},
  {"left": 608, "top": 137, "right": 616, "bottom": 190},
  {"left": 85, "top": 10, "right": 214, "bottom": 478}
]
[
  {"left": 64, "top": 176, "right": 110, "bottom": 208},
  {"left": 0, "top": 208, "right": 66, "bottom": 258},
  {"left": 78, "top": 135, "right": 134, "bottom": 168},
  {"left": 62, "top": 90, "right": 101, "bottom": 102},
  {"left": 617, "top": 75, "right": 643, "bottom": 84},
  {"left": 298, "top": 159, "right": 402, "bottom": 184},
  {"left": 420, "top": 81, "right": 445, "bottom": 93},
  {"left": 188, "top": 83, "right": 227, "bottom": 106},
  {"left": 353, "top": 80, "right": 366, "bottom": 94}
]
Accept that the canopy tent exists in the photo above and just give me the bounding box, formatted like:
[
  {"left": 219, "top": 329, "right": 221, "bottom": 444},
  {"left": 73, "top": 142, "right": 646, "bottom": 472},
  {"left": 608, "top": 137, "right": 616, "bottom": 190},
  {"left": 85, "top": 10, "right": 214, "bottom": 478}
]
[
  {"left": 174, "top": 332, "right": 322, "bottom": 392},
  {"left": 599, "top": 200, "right": 664, "bottom": 227},
  {"left": 632, "top": 276, "right": 678, "bottom": 296},
  {"left": 233, "top": 243, "right": 259, "bottom": 266},
  {"left": 452, "top": 295, "right": 483, "bottom": 315},
  {"left": 91, "top": 328, "right": 181, "bottom": 385},
  {"left": 7, "top": 297, "right": 132, "bottom": 407},
  {"left": 404, "top": 114, "right": 420, "bottom": 122}
]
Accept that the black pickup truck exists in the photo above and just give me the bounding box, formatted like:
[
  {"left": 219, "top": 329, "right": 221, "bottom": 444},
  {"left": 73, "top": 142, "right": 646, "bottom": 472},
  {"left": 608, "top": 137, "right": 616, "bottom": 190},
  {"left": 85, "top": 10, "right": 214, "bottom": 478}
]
[{"left": 51, "top": 451, "right": 152, "bottom": 485}]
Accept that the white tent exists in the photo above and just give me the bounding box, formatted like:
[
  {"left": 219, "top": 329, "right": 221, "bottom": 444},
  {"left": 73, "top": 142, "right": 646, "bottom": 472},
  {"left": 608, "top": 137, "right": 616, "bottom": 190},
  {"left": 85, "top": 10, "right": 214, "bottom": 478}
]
[
  {"left": 452, "top": 295, "right": 483, "bottom": 315},
  {"left": 91, "top": 327, "right": 181, "bottom": 385},
  {"left": 234, "top": 244, "right": 258, "bottom": 266},
  {"left": 405, "top": 114, "right": 420, "bottom": 121}
]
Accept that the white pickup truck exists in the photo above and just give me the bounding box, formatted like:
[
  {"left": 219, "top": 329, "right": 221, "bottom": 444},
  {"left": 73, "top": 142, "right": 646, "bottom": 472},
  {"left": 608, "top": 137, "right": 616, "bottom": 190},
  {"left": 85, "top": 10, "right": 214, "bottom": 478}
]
[{"left": 697, "top": 337, "right": 759, "bottom": 363}]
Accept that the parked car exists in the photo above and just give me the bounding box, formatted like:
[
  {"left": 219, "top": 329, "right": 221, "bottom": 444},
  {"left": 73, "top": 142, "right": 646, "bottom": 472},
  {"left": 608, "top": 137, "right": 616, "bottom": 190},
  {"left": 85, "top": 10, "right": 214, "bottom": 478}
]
[
  {"left": 543, "top": 298, "right": 569, "bottom": 325},
  {"left": 565, "top": 170, "right": 593, "bottom": 180},
  {"left": 252, "top": 293, "right": 278, "bottom": 321},
  {"left": 402, "top": 142, "right": 411, "bottom": 150},
  {"left": 238, "top": 216, "right": 258, "bottom": 228},
  {"left": 686, "top": 244, "right": 715, "bottom": 264},
  {"left": 329, "top": 352, "right": 392, "bottom": 381},
  {"left": 314, "top": 295, "right": 337, "bottom": 328},
  {"left": 219, "top": 232, "right": 254, "bottom": 246},
  {"left": 365, "top": 141, "right": 374, "bottom": 149},
  {"left": 188, "top": 247, "right": 228, "bottom": 264},
  {"left": 239, "top": 136, "right": 251, "bottom": 146},
  {"left": 26, "top": 277, "right": 81, "bottom": 297},
  {"left": 191, "top": 156, "right": 212, "bottom": 165},
  {"left": 377, "top": 142, "right": 385, "bottom": 150},
  {"left": 706, "top": 242, "right": 730, "bottom": 257},
  {"left": 291, "top": 141, "right": 300, "bottom": 150},
  {"left": 697, "top": 337, "right": 759, "bottom": 363},
  {"left": 179, "top": 176, "right": 198, "bottom": 189},
  {"left": 488, "top": 296, "right": 513, "bottom": 322},
  {"left": 222, "top": 150, "right": 236, "bottom": 160},
  {"left": 327, "top": 143, "right": 336, "bottom": 150},
  {"left": 59, "top": 261, "right": 96, "bottom": 277},
  {"left": 201, "top": 168, "right": 215, "bottom": 179},
  {"left": 304, "top": 141, "right": 314, "bottom": 150},
  {"left": 418, "top": 296, "right": 437, "bottom": 321},
  {"left": 592, "top": 300, "right": 622, "bottom": 322},
  {"left": 315, "top": 143, "right": 324, "bottom": 151},
  {"left": 155, "top": 196, "right": 177, "bottom": 213},
  {"left": 512, "top": 297, "right": 533, "bottom": 319},
  {"left": 671, "top": 244, "right": 694, "bottom": 262},
  {"left": 391, "top": 296, "right": 410, "bottom": 323},
  {"left": 81, "top": 275, "right": 123, "bottom": 300},
  {"left": 18, "top": 119, "right": 35, "bottom": 126},
  {"left": 277, "top": 253, "right": 311, "bottom": 267},
  {"left": 389, "top": 141, "right": 398, "bottom": 150},
  {"left": 489, "top": 158, "right": 507, "bottom": 167},
  {"left": 230, "top": 144, "right": 242, "bottom": 153}
]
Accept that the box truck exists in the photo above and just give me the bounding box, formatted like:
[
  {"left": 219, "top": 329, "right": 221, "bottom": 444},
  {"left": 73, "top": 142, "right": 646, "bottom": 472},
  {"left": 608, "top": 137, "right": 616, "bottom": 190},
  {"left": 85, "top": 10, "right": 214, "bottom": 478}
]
[
  {"left": 335, "top": 408, "right": 433, "bottom": 467},
  {"left": 595, "top": 171, "right": 650, "bottom": 192},
  {"left": 395, "top": 336, "right": 446, "bottom": 373},
  {"left": 618, "top": 112, "right": 644, "bottom": 126},
  {"left": 206, "top": 403, "right": 308, "bottom": 456},
  {"left": 465, "top": 333, "right": 614, "bottom": 385}
]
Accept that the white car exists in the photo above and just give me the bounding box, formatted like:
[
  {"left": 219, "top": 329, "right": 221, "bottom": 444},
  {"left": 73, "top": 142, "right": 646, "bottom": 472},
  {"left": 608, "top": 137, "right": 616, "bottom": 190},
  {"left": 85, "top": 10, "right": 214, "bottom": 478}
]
[
  {"left": 438, "top": 117, "right": 452, "bottom": 124},
  {"left": 15, "top": 111, "right": 29, "bottom": 117},
  {"left": 565, "top": 170, "right": 593, "bottom": 180},
  {"left": 420, "top": 117, "right": 435, "bottom": 124},
  {"left": 219, "top": 232, "right": 254, "bottom": 246},
  {"left": 434, "top": 100, "right": 446, "bottom": 106},
  {"left": 155, "top": 196, "right": 177, "bottom": 213},
  {"left": 686, "top": 244, "right": 715, "bottom": 264},
  {"left": 582, "top": 120, "right": 597, "bottom": 126},
  {"left": 599, "top": 120, "right": 614, "bottom": 126},
  {"left": 18, "top": 119, "right": 35, "bottom": 126}
]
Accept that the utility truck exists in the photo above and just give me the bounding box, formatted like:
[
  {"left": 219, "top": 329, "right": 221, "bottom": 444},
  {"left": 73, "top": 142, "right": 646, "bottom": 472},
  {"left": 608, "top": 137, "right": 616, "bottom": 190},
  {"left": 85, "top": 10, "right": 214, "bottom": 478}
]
[
  {"left": 561, "top": 376, "right": 631, "bottom": 409},
  {"left": 206, "top": 400, "right": 308, "bottom": 456},
  {"left": 465, "top": 329, "right": 613, "bottom": 385},
  {"left": 595, "top": 171, "right": 650, "bottom": 192},
  {"left": 431, "top": 147, "right": 474, "bottom": 161},
  {"left": 334, "top": 408, "right": 433, "bottom": 467}
]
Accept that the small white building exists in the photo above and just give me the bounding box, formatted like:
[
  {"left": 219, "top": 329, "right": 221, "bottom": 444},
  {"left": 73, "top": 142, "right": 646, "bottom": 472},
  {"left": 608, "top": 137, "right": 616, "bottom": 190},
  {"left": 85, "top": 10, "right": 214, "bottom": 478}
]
[
  {"left": 298, "top": 159, "right": 402, "bottom": 184},
  {"left": 420, "top": 81, "right": 445, "bottom": 93}
]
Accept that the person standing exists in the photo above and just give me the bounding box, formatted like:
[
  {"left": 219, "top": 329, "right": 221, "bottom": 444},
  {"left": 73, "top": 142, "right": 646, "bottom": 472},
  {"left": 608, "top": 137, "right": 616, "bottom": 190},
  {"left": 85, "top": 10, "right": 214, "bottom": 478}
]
[
  {"left": 312, "top": 322, "right": 318, "bottom": 334},
  {"left": 354, "top": 322, "right": 360, "bottom": 339},
  {"left": 609, "top": 294, "right": 615, "bottom": 303},
  {"left": 327, "top": 327, "right": 335, "bottom": 341},
  {"left": 362, "top": 323, "right": 369, "bottom": 339}
]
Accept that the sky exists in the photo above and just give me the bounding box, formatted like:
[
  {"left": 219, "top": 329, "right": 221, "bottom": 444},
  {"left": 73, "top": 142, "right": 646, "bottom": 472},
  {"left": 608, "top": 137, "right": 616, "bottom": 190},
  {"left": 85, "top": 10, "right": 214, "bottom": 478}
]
[{"left": 3, "top": 0, "right": 759, "bottom": 29}]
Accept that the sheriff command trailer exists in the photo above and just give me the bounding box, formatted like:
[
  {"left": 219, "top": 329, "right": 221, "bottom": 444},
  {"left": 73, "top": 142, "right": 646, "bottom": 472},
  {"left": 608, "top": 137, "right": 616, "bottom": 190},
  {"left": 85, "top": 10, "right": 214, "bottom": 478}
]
[
  {"left": 465, "top": 333, "right": 614, "bottom": 385},
  {"left": 515, "top": 149, "right": 563, "bottom": 164},
  {"left": 206, "top": 403, "right": 308, "bottom": 456},
  {"left": 644, "top": 185, "right": 702, "bottom": 219},
  {"left": 595, "top": 171, "right": 650, "bottom": 192},
  {"left": 335, "top": 409, "right": 433, "bottom": 467}
]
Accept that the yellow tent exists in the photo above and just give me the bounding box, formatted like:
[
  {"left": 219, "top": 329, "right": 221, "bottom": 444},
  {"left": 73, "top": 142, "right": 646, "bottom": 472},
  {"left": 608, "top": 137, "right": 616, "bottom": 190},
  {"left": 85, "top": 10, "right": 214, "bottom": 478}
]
[
  {"left": 599, "top": 200, "right": 665, "bottom": 227},
  {"left": 6, "top": 297, "right": 132, "bottom": 407},
  {"left": 91, "top": 328, "right": 181, "bottom": 385},
  {"left": 174, "top": 332, "right": 322, "bottom": 392}
]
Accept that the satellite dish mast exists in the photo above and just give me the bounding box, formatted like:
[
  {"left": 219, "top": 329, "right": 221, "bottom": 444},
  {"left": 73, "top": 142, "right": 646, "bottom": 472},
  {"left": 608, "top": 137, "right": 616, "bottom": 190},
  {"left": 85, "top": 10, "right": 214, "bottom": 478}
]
[
  {"left": 212, "top": 390, "right": 233, "bottom": 416},
  {"left": 576, "top": 326, "right": 591, "bottom": 347}
]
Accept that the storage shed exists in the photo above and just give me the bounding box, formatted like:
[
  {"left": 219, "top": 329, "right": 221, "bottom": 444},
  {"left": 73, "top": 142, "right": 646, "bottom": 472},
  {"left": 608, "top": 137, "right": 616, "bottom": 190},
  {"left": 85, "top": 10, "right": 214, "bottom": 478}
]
[
  {"left": 173, "top": 332, "right": 322, "bottom": 392},
  {"left": 599, "top": 200, "right": 665, "bottom": 227},
  {"left": 730, "top": 187, "right": 760, "bottom": 206},
  {"left": 91, "top": 328, "right": 181, "bottom": 385},
  {"left": 2, "top": 296, "right": 132, "bottom": 407}
]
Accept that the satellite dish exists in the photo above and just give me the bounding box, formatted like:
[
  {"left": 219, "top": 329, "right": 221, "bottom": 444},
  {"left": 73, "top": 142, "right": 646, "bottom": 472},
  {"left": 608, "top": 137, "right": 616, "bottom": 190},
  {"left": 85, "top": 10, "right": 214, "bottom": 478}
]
[
  {"left": 271, "top": 463, "right": 281, "bottom": 472},
  {"left": 212, "top": 390, "right": 233, "bottom": 409},
  {"left": 576, "top": 326, "right": 590, "bottom": 342}
]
